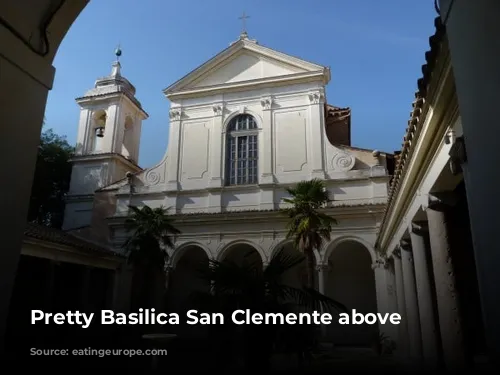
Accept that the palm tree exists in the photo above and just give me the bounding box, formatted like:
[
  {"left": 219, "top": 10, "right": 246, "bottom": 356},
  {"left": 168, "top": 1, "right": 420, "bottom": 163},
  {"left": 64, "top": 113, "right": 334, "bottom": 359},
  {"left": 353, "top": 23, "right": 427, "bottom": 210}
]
[
  {"left": 123, "top": 205, "right": 180, "bottom": 308},
  {"left": 123, "top": 205, "right": 180, "bottom": 268},
  {"left": 190, "top": 247, "right": 347, "bottom": 371},
  {"left": 282, "top": 179, "right": 337, "bottom": 289}
]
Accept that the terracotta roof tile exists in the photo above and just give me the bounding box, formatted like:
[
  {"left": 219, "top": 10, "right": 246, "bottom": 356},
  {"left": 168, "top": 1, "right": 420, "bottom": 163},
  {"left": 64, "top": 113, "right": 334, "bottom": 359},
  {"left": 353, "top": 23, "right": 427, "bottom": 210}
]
[
  {"left": 24, "top": 223, "right": 122, "bottom": 257},
  {"left": 380, "top": 16, "right": 446, "bottom": 229}
]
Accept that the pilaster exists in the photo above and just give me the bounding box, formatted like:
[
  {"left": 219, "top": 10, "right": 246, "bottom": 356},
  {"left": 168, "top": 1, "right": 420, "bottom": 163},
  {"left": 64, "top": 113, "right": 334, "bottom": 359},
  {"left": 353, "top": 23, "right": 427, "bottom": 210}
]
[
  {"left": 208, "top": 103, "right": 225, "bottom": 189},
  {"left": 308, "top": 89, "right": 326, "bottom": 179},
  {"left": 260, "top": 96, "right": 274, "bottom": 184},
  {"left": 165, "top": 108, "right": 183, "bottom": 192}
]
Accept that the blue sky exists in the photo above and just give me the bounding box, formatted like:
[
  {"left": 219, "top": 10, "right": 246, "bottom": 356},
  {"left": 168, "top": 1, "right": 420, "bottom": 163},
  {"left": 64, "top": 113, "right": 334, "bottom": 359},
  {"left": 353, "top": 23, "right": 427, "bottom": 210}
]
[{"left": 45, "top": 0, "right": 437, "bottom": 168}]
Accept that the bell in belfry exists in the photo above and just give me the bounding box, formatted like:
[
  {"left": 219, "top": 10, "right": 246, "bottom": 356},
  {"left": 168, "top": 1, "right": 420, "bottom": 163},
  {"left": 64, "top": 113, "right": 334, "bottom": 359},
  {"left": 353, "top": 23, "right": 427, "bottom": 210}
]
[{"left": 95, "top": 126, "right": 105, "bottom": 138}]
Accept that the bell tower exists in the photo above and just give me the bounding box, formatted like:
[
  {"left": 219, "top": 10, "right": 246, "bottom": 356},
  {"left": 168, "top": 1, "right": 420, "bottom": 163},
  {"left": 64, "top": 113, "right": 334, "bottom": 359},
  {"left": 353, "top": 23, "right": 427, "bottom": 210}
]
[{"left": 63, "top": 48, "right": 148, "bottom": 230}]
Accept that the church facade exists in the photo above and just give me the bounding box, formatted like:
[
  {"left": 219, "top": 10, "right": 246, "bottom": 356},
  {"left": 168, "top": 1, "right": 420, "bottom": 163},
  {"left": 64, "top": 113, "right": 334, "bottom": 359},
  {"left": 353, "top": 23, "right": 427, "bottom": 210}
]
[{"left": 63, "top": 32, "right": 395, "bottom": 345}]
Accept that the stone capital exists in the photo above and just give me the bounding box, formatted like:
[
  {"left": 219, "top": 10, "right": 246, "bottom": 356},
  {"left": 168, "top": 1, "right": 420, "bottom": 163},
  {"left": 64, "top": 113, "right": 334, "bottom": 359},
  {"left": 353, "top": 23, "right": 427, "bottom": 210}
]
[
  {"left": 448, "top": 136, "right": 467, "bottom": 175},
  {"left": 164, "top": 262, "right": 174, "bottom": 273},
  {"left": 212, "top": 102, "right": 225, "bottom": 116},
  {"left": 371, "top": 258, "right": 387, "bottom": 270},
  {"left": 316, "top": 264, "right": 331, "bottom": 272},
  {"left": 426, "top": 191, "right": 459, "bottom": 211},
  {"left": 308, "top": 90, "right": 325, "bottom": 104},
  {"left": 409, "top": 221, "right": 428, "bottom": 235},
  {"left": 400, "top": 239, "right": 412, "bottom": 251},
  {"left": 169, "top": 108, "right": 182, "bottom": 121},
  {"left": 260, "top": 96, "right": 274, "bottom": 110}
]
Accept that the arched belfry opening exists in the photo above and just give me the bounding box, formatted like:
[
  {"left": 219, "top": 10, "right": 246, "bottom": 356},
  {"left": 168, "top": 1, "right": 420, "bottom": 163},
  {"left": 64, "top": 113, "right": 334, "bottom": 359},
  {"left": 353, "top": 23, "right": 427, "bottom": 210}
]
[
  {"left": 324, "top": 239, "right": 378, "bottom": 346},
  {"left": 122, "top": 115, "right": 135, "bottom": 162},
  {"left": 91, "top": 110, "right": 107, "bottom": 152}
]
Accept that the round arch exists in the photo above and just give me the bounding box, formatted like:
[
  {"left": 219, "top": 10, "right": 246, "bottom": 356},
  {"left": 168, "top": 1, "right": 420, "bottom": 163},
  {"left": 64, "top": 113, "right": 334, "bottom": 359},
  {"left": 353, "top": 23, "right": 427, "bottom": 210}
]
[
  {"left": 322, "top": 236, "right": 377, "bottom": 264},
  {"left": 92, "top": 109, "right": 107, "bottom": 120},
  {"left": 222, "top": 109, "right": 263, "bottom": 134},
  {"left": 322, "top": 235, "right": 378, "bottom": 346},
  {"left": 269, "top": 238, "right": 321, "bottom": 265},
  {"left": 169, "top": 242, "right": 212, "bottom": 268},
  {"left": 217, "top": 239, "right": 267, "bottom": 264}
]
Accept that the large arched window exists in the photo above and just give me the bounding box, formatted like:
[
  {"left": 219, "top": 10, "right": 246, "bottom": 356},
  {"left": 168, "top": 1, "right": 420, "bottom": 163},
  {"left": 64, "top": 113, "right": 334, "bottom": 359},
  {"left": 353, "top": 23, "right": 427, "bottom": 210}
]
[{"left": 226, "top": 114, "right": 258, "bottom": 185}]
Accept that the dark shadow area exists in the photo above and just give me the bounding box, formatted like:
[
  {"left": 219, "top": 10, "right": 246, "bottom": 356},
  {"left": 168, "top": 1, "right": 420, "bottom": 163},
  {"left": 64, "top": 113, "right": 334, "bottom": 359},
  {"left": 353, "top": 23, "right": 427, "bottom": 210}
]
[
  {"left": 4, "top": 248, "right": 413, "bottom": 372},
  {"left": 325, "top": 241, "right": 378, "bottom": 347},
  {"left": 448, "top": 181, "right": 486, "bottom": 363}
]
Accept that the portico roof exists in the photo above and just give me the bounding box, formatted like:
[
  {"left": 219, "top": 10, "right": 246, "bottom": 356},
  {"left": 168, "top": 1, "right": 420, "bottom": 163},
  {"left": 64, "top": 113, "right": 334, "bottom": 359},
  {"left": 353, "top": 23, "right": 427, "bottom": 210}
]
[
  {"left": 24, "top": 223, "right": 121, "bottom": 257},
  {"left": 376, "top": 16, "right": 447, "bottom": 250}
]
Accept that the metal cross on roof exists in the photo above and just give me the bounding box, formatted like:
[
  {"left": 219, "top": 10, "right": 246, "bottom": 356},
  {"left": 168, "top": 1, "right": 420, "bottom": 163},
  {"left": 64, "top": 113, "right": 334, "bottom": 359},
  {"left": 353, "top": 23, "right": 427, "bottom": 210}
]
[{"left": 238, "top": 11, "right": 250, "bottom": 34}]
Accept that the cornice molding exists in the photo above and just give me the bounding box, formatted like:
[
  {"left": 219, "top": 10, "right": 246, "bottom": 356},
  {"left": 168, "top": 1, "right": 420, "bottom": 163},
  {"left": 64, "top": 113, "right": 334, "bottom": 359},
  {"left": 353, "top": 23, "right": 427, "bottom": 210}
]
[
  {"left": 165, "top": 70, "right": 327, "bottom": 100},
  {"left": 69, "top": 152, "right": 142, "bottom": 171},
  {"left": 76, "top": 92, "right": 149, "bottom": 118},
  {"left": 165, "top": 71, "right": 324, "bottom": 100},
  {"left": 107, "top": 205, "right": 384, "bottom": 227}
]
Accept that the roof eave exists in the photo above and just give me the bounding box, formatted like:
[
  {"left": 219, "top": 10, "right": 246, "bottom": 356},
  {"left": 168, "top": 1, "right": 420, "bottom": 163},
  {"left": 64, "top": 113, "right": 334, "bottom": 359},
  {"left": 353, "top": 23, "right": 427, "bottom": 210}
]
[{"left": 75, "top": 92, "right": 149, "bottom": 119}]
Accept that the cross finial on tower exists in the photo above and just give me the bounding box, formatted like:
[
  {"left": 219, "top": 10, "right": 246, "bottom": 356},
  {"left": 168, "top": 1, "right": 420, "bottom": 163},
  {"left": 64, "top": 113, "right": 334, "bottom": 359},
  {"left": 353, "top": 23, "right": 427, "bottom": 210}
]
[{"left": 238, "top": 11, "right": 250, "bottom": 37}]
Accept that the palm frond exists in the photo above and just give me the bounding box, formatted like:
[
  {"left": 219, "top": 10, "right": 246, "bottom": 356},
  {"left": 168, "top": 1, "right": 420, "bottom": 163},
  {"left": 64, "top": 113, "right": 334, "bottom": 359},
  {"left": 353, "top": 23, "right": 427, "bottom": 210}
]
[{"left": 123, "top": 204, "right": 181, "bottom": 268}]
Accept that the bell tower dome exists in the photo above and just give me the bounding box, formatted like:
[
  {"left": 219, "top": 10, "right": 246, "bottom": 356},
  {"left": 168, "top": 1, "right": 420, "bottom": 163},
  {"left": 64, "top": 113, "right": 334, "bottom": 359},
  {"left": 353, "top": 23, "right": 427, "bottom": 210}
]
[{"left": 63, "top": 48, "right": 148, "bottom": 230}]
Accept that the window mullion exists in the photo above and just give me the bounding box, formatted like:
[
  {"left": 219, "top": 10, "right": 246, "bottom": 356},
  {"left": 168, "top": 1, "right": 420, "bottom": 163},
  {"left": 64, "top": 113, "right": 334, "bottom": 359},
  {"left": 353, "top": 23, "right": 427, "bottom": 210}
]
[
  {"left": 245, "top": 137, "right": 250, "bottom": 184},
  {"left": 226, "top": 116, "right": 259, "bottom": 186},
  {"left": 235, "top": 135, "right": 238, "bottom": 185}
]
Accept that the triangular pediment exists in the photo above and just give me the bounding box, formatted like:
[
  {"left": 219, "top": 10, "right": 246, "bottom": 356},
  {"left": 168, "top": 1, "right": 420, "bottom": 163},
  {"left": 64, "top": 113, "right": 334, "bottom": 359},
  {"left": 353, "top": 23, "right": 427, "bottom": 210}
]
[
  {"left": 164, "top": 39, "right": 328, "bottom": 96},
  {"left": 189, "top": 51, "right": 307, "bottom": 88}
]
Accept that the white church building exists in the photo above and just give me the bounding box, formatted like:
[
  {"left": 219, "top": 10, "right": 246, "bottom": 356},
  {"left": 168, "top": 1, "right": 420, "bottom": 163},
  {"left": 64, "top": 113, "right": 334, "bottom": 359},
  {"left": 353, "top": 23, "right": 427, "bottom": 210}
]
[{"left": 62, "top": 31, "right": 395, "bottom": 346}]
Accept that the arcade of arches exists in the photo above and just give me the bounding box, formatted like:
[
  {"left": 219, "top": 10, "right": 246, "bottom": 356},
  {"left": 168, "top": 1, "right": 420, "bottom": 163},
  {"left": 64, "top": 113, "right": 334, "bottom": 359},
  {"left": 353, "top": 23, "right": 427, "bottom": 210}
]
[{"left": 163, "top": 238, "right": 378, "bottom": 346}]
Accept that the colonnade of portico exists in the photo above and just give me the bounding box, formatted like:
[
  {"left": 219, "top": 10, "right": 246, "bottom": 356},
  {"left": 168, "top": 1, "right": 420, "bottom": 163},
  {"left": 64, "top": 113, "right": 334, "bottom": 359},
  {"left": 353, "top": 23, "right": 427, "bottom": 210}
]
[{"left": 380, "top": 186, "right": 482, "bottom": 370}]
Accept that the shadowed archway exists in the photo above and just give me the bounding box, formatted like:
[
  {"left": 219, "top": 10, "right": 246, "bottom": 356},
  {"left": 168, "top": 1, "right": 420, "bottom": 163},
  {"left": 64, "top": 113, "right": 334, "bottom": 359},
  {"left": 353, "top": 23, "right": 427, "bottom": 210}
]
[
  {"left": 167, "top": 244, "right": 210, "bottom": 336},
  {"left": 271, "top": 241, "right": 318, "bottom": 290},
  {"left": 218, "top": 241, "right": 264, "bottom": 269},
  {"left": 323, "top": 239, "right": 378, "bottom": 347}
]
